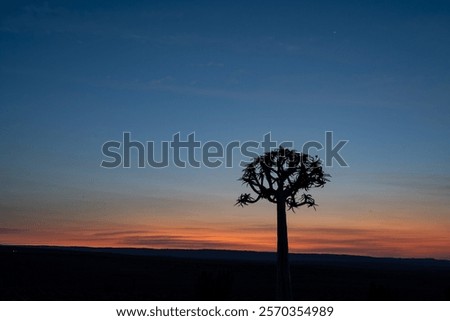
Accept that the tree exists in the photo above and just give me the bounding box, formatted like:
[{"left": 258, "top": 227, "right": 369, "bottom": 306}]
[{"left": 236, "top": 146, "right": 330, "bottom": 300}]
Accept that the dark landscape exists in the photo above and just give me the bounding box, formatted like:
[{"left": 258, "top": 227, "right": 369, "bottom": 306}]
[{"left": 1, "top": 245, "right": 449, "bottom": 301}]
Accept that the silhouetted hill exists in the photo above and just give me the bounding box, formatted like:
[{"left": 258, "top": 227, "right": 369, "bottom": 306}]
[{"left": 1, "top": 245, "right": 449, "bottom": 300}]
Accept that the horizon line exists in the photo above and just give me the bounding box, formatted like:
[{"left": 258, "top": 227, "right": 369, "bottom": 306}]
[{"left": 2, "top": 243, "right": 449, "bottom": 262}]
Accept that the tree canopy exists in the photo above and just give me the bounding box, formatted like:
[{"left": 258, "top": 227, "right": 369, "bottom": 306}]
[{"left": 236, "top": 147, "right": 330, "bottom": 211}]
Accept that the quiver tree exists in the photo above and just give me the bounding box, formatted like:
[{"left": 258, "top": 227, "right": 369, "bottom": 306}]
[{"left": 236, "top": 147, "right": 330, "bottom": 300}]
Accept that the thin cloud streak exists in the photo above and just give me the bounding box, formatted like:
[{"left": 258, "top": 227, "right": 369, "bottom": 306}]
[{"left": 0, "top": 228, "right": 25, "bottom": 234}]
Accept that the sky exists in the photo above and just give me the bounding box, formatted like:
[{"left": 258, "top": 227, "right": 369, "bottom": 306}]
[{"left": 1, "top": 0, "right": 449, "bottom": 259}]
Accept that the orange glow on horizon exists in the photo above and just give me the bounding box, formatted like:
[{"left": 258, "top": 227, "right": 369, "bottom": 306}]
[{"left": 1, "top": 217, "right": 449, "bottom": 260}]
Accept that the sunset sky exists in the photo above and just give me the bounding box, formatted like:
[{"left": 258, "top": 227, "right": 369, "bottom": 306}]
[{"left": 1, "top": 0, "right": 449, "bottom": 259}]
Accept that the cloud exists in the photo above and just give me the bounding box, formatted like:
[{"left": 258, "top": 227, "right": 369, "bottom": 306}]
[
  {"left": 0, "top": 228, "right": 24, "bottom": 234},
  {"left": 287, "top": 226, "right": 450, "bottom": 259},
  {"left": 120, "top": 235, "right": 236, "bottom": 249},
  {"left": 91, "top": 230, "right": 149, "bottom": 237}
]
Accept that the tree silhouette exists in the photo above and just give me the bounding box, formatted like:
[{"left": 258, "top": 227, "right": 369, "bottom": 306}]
[{"left": 236, "top": 146, "right": 330, "bottom": 300}]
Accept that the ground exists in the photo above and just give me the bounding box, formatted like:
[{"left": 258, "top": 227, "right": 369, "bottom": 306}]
[{"left": 1, "top": 245, "right": 449, "bottom": 300}]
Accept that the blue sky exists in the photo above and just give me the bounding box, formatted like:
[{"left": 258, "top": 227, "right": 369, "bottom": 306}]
[{"left": 1, "top": 0, "right": 449, "bottom": 258}]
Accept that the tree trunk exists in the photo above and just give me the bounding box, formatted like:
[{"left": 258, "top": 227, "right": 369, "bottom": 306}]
[{"left": 276, "top": 198, "right": 292, "bottom": 300}]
